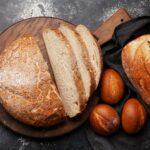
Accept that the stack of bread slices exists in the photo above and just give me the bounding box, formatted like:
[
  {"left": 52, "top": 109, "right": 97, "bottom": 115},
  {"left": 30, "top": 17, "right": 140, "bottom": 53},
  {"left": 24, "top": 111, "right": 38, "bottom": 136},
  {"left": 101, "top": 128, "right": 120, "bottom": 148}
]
[{"left": 0, "top": 24, "right": 102, "bottom": 127}]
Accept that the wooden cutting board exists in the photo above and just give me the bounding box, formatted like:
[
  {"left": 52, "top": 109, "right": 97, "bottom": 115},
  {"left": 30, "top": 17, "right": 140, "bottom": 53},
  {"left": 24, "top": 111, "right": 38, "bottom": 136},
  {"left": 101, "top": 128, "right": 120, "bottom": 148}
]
[{"left": 0, "top": 8, "right": 131, "bottom": 138}]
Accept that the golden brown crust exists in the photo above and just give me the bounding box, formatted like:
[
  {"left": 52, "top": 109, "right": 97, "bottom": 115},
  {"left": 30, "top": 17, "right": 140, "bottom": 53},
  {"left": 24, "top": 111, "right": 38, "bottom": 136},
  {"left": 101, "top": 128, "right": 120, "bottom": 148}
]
[
  {"left": 0, "top": 36, "right": 65, "bottom": 127},
  {"left": 122, "top": 34, "right": 150, "bottom": 104}
]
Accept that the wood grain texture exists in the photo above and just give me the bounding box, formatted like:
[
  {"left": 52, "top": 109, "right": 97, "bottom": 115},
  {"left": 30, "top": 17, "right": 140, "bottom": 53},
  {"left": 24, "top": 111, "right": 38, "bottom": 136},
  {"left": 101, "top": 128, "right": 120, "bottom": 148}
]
[
  {"left": 0, "top": 17, "right": 99, "bottom": 138},
  {"left": 93, "top": 8, "right": 131, "bottom": 46}
]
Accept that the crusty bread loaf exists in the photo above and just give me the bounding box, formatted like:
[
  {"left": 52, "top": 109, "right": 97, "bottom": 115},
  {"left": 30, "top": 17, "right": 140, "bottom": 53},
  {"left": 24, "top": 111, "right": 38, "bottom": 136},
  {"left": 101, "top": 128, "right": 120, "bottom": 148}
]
[
  {"left": 43, "top": 29, "right": 84, "bottom": 117},
  {"left": 122, "top": 34, "right": 150, "bottom": 104},
  {"left": 0, "top": 36, "right": 65, "bottom": 127},
  {"left": 0, "top": 23, "right": 102, "bottom": 126}
]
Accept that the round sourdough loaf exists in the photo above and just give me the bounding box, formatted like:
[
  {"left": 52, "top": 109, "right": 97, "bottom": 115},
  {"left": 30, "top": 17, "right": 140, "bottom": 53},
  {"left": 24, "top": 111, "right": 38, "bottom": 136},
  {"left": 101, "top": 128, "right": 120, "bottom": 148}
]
[{"left": 0, "top": 36, "right": 65, "bottom": 127}]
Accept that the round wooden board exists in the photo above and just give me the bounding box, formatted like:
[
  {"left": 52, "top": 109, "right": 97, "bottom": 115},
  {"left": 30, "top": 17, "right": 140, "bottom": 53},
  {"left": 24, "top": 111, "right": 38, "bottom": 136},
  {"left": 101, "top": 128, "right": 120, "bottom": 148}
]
[{"left": 0, "top": 17, "right": 99, "bottom": 138}]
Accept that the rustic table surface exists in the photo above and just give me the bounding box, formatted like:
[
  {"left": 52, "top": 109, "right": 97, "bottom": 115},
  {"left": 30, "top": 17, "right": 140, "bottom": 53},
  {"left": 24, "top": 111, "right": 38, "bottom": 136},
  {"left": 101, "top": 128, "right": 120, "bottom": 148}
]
[{"left": 0, "top": 0, "right": 149, "bottom": 150}]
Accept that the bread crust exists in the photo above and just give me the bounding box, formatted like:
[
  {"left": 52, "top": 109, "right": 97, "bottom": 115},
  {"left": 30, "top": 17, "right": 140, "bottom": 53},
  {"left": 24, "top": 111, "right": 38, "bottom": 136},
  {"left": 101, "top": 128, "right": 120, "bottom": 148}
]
[
  {"left": 0, "top": 36, "right": 65, "bottom": 127},
  {"left": 122, "top": 34, "right": 150, "bottom": 104}
]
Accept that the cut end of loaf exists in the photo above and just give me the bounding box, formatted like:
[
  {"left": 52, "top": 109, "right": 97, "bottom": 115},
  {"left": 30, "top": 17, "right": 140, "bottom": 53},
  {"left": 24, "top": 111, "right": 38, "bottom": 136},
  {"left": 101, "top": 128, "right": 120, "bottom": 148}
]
[
  {"left": 43, "top": 24, "right": 102, "bottom": 118},
  {"left": 76, "top": 24, "right": 102, "bottom": 89},
  {"left": 59, "top": 24, "right": 90, "bottom": 102},
  {"left": 43, "top": 28, "right": 81, "bottom": 118}
]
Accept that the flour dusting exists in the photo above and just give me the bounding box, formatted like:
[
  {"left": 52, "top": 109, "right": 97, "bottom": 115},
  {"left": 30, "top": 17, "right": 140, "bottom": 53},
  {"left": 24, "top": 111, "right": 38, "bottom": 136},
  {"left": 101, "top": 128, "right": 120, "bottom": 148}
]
[
  {"left": 17, "top": 137, "right": 29, "bottom": 150},
  {"left": 19, "top": 0, "right": 57, "bottom": 19},
  {"left": 100, "top": 0, "right": 148, "bottom": 21}
]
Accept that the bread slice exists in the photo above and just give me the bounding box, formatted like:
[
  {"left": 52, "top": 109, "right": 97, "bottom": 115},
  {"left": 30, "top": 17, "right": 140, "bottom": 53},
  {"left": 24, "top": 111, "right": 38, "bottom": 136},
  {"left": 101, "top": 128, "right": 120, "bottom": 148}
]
[
  {"left": 59, "top": 24, "right": 91, "bottom": 100},
  {"left": 43, "top": 29, "right": 85, "bottom": 117},
  {"left": 122, "top": 34, "right": 150, "bottom": 104},
  {"left": 0, "top": 36, "right": 65, "bottom": 127},
  {"left": 75, "top": 24, "right": 102, "bottom": 89}
]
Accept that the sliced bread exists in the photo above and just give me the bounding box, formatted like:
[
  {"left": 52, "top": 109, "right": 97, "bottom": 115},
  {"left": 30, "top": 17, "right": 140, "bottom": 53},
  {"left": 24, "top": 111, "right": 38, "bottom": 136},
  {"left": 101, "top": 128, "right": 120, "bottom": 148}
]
[
  {"left": 59, "top": 24, "right": 91, "bottom": 100},
  {"left": 43, "top": 29, "right": 85, "bottom": 117},
  {"left": 75, "top": 24, "right": 102, "bottom": 88}
]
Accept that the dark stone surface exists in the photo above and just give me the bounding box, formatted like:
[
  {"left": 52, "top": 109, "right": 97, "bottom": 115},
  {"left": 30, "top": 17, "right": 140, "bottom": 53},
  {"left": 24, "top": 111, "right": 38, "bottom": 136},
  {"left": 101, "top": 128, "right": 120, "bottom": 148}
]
[{"left": 0, "top": 0, "right": 149, "bottom": 150}]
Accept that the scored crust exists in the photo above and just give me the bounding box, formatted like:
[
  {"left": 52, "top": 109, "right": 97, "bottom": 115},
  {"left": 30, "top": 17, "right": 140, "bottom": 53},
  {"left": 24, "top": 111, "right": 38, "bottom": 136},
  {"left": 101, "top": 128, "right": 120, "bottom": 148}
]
[
  {"left": 0, "top": 36, "right": 65, "bottom": 127},
  {"left": 122, "top": 34, "right": 150, "bottom": 104}
]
